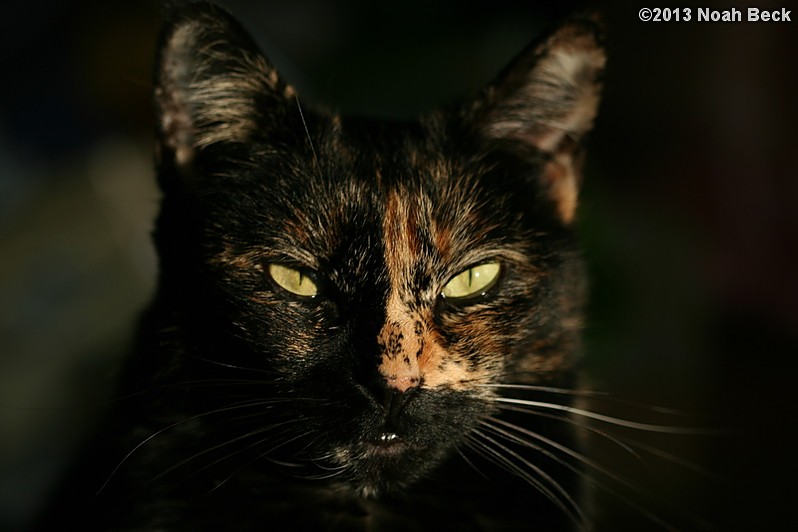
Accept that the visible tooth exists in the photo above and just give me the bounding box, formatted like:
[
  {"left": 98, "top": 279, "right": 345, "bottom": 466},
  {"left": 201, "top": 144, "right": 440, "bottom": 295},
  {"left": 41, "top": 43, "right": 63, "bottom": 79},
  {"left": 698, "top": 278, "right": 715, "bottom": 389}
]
[{"left": 380, "top": 432, "right": 398, "bottom": 443}]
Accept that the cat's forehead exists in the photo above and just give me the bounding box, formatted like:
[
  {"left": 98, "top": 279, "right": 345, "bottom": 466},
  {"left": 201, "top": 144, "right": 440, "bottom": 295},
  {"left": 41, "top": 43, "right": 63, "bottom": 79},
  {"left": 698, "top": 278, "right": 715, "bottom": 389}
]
[
  {"left": 209, "top": 112, "right": 542, "bottom": 284},
  {"left": 316, "top": 120, "right": 508, "bottom": 249},
  {"left": 299, "top": 193, "right": 519, "bottom": 294},
  {"left": 323, "top": 116, "right": 486, "bottom": 210}
]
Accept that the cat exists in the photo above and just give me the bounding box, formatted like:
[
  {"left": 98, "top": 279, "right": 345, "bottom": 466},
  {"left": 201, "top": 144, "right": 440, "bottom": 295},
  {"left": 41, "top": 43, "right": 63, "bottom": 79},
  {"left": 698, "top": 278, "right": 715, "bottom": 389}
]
[{"left": 38, "top": 2, "right": 607, "bottom": 530}]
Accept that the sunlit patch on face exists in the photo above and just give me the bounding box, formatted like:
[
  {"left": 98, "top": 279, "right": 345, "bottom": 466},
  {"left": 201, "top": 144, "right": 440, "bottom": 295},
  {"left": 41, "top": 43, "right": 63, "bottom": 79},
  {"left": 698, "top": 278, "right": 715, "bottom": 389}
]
[
  {"left": 376, "top": 188, "right": 506, "bottom": 393},
  {"left": 268, "top": 263, "right": 318, "bottom": 297},
  {"left": 441, "top": 262, "right": 501, "bottom": 300}
]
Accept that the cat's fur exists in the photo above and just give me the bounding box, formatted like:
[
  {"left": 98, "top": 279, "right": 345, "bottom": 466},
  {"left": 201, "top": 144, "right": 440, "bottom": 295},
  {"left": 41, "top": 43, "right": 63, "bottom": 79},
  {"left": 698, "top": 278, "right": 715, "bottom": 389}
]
[{"left": 41, "top": 3, "right": 605, "bottom": 530}]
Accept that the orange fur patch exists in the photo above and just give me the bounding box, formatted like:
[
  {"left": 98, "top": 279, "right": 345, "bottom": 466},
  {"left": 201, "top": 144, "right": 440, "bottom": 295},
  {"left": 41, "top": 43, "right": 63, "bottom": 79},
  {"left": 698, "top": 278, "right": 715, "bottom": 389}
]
[{"left": 378, "top": 189, "right": 488, "bottom": 391}]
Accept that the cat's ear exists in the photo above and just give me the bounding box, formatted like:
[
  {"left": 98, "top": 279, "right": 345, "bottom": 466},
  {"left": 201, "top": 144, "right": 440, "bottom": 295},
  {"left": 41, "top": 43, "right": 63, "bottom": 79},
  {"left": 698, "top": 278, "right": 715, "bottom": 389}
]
[
  {"left": 154, "top": 2, "right": 295, "bottom": 171},
  {"left": 470, "top": 15, "right": 605, "bottom": 224}
]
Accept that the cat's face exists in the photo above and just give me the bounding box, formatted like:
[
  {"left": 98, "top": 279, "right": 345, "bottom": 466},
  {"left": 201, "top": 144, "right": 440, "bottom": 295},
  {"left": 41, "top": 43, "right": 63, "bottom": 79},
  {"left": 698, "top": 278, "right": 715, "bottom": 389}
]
[{"left": 150, "top": 3, "right": 603, "bottom": 498}]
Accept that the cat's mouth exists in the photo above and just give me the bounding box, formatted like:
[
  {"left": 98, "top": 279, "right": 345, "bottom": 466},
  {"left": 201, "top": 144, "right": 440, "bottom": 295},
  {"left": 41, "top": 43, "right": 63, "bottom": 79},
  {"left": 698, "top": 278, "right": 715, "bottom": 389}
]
[{"left": 362, "top": 432, "right": 423, "bottom": 457}]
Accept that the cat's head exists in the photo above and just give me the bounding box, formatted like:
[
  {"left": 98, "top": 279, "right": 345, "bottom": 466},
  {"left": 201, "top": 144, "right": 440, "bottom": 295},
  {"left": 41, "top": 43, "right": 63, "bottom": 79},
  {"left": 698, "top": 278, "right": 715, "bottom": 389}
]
[{"left": 150, "top": 2, "right": 604, "bottom": 497}]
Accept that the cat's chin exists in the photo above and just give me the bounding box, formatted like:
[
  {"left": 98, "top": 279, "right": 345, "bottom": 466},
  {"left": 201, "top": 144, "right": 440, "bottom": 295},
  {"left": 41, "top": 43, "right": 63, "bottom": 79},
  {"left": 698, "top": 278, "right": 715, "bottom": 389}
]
[{"left": 330, "top": 436, "right": 446, "bottom": 498}]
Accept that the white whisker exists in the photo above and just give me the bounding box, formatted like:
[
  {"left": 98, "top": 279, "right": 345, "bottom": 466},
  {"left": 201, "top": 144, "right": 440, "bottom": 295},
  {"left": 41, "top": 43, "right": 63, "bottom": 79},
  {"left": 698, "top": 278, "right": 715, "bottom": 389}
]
[
  {"left": 493, "top": 397, "right": 713, "bottom": 435},
  {"left": 455, "top": 446, "right": 490, "bottom": 481},
  {"left": 485, "top": 416, "right": 632, "bottom": 489},
  {"left": 497, "top": 403, "right": 645, "bottom": 462},
  {"left": 147, "top": 418, "right": 308, "bottom": 488},
  {"left": 485, "top": 416, "right": 712, "bottom": 530},
  {"left": 187, "top": 353, "right": 276, "bottom": 375},
  {"left": 470, "top": 428, "right": 586, "bottom": 527},
  {"left": 480, "top": 383, "right": 611, "bottom": 397},
  {"left": 95, "top": 399, "right": 292, "bottom": 495},
  {"left": 615, "top": 436, "right": 723, "bottom": 481},
  {"left": 208, "top": 428, "right": 321, "bottom": 492},
  {"left": 295, "top": 95, "right": 322, "bottom": 178},
  {"left": 484, "top": 383, "right": 704, "bottom": 418}
]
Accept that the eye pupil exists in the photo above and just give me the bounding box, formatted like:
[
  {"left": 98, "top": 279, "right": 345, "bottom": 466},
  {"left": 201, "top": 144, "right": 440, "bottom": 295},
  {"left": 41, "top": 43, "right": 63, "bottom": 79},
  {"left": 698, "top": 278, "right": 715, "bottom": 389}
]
[
  {"left": 441, "top": 261, "right": 501, "bottom": 301},
  {"left": 268, "top": 263, "right": 318, "bottom": 297}
]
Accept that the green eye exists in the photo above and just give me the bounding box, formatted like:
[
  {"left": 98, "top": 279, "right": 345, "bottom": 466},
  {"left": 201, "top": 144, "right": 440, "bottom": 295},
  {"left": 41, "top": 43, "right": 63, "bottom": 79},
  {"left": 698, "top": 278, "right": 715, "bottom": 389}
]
[
  {"left": 441, "top": 262, "right": 501, "bottom": 300},
  {"left": 268, "top": 264, "right": 318, "bottom": 297}
]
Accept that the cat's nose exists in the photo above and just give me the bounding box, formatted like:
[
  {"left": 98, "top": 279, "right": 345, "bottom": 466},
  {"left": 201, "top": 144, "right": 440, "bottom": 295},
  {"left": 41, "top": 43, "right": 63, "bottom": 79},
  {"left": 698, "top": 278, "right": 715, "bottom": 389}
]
[
  {"left": 383, "top": 386, "right": 413, "bottom": 417},
  {"left": 352, "top": 356, "right": 417, "bottom": 417},
  {"left": 385, "top": 372, "right": 420, "bottom": 393},
  {"left": 380, "top": 386, "right": 417, "bottom": 427}
]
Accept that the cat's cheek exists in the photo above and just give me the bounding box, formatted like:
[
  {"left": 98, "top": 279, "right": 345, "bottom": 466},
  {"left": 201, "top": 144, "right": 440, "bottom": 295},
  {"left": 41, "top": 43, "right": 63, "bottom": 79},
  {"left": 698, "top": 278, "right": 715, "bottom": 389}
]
[{"left": 437, "top": 318, "right": 510, "bottom": 381}]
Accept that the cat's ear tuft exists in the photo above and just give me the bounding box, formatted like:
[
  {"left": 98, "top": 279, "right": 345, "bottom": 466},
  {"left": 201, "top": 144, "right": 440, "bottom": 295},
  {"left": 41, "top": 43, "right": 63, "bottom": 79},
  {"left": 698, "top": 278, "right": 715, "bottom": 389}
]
[
  {"left": 154, "top": 2, "right": 294, "bottom": 170},
  {"left": 473, "top": 14, "right": 605, "bottom": 224}
]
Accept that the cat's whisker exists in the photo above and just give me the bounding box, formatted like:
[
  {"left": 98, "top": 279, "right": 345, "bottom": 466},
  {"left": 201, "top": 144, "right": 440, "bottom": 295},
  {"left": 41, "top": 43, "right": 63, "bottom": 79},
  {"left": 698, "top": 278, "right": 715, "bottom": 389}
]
[
  {"left": 308, "top": 454, "right": 349, "bottom": 472},
  {"left": 463, "top": 435, "right": 546, "bottom": 492},
  {"left": 107, "top": 381, "right": 295, "bottom": 405},
  {"left": 495, "top": 402, "right": 724, "bottom": 491},
  {"left": 496, "top": 399, "right": 725, "bottom": 482},
  {"left": 186, "top": 353, "right": 277, "bottom": 375},
  {"left": 295, "top": 95, "right": 322, "bottom": 179},
  {"left": 497, "top": 403, "right": 645, "bottom": 463},
  {"left": 461, "top": 439, "right": 497, "bottom": 476},
  {"left": 468, "top": 428, "right": 587, "bottom": 528},
  {"left": 147, "top": 418, "right": 312, "bottom": 493},
  {"left": 464, "top": 437, "right": 587, "bottom": 531},
  {"left": 483, "top": 416, "right": 713, "bottom": 531},
  {"left": 613, "top": 435, "right": 723, "bottom": 481},
  {"left": 454, "top": 446, "right": 490, "bottom": 481},
  {"left": 207, "top": 428, "right": 323, "bottom": 493},
  {"left": 481, "top": 417, "right": 585, "bottom": 472},
  {"left": 493, "top": 396, "right": 714, "bottom": 435},
  {"left": 481, "top": 382, "right": 610, "bottom": 398},
  {"left": 96, "top": 399, "right": 298, "bottom": 495},
  {"left": 483, "top": 416, "right": 636, "bottom": 491},
  {"left": 262, "top": 435, "right": 351, "bottom": 481},
  {"left": 496, "top": 402, "right": 723, "bottom": 528},
  {"left": 294, "top": 449, "right": 350, "bottom": 481},
  {"left": 477, "top": 418, "right": 595, "bottom": 529},
  {"left": 484, "top": 381, "right": 703, "bottom": 417}
]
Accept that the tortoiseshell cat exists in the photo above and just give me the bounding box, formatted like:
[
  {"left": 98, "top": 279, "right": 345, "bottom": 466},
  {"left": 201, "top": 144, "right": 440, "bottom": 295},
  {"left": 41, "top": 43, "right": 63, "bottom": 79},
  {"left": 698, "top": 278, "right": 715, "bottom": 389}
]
[{"left": 41, "top": 3, "right": 607, "bottom": 530}]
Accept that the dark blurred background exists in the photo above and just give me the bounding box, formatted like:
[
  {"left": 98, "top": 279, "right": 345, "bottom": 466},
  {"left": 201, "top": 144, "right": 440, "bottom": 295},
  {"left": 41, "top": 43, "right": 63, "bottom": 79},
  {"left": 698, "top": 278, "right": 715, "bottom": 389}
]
[{"left": 1, "top": 0, "right": 795, "bottom": 530}]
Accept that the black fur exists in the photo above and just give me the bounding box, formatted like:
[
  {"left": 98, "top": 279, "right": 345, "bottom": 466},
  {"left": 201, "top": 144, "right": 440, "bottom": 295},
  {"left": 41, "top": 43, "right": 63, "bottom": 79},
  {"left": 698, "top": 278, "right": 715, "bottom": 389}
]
[{"left": 38, "top": 3, "right": 604, "bottom": 530}]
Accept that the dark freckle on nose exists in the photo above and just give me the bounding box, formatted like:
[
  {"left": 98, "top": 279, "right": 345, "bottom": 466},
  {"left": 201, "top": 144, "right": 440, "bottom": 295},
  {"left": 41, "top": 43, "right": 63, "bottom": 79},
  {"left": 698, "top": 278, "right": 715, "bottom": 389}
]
[{"left": 381, "top": 323, "right": 411, "bottom": 359}]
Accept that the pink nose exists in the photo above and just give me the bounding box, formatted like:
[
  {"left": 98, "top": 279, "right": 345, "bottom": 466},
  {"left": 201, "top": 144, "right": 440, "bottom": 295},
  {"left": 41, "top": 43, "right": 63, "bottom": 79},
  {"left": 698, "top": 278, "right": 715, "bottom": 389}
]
[{"left": 385, "top": 374, "right": 420, "bottom": 393}]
